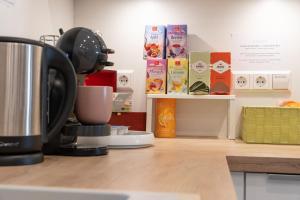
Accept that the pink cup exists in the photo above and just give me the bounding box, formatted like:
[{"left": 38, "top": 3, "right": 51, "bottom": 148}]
[{"left": 75, "top": 86, "right": 113, "bottom": 124}]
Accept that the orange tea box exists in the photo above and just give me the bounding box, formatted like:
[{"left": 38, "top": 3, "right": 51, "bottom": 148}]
[
  {"left": 146, "top": 59, "right": 167, "bottom": 94},
  {"left": 210, "top": 52, "right": 232, "bottom": 95},
  {"left": 155, "top": 98, "right": 176, "bottom": 138},
  {"left": 167, "top": 58, "right": 188, "bottom": 94}
]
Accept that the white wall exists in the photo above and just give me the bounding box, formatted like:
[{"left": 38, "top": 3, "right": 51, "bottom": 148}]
[
  {"left": 73, "top": 0, "right": 300, "bottom": 137},
  {"left": 0, "top": 0, "right": 74, "bottom": 40}
]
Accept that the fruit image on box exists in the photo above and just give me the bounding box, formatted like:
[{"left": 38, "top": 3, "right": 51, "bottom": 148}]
[
  {"left": 144, "top": 25, "right": 166, "bottom": 59},
  {"left": 155, "top": 98, "right": 176, "bottom": 138},
  {"left": 210, "top": 52, "right": 232, "bottom": 95},
  {"left": 166, "top": 25, "right": 187, "bottom": 58},
  {"left": 189, "top": 52, "right": 210, "bottom": 95},
  {"left": 146, "top": 59, "right": 167, "bottom": 94},
  {"left": 167, "top": 58, "right": 188, "bottom": 94}
]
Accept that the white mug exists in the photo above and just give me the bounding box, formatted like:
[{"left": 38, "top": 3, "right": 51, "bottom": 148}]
[{"left": 75, "top": 86, "right": 113, "bottom": 124}]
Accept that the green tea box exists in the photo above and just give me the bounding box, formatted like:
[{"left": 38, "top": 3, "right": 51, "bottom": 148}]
[{"left": 188, "top": 52, "right": 210, "bottom": 95}]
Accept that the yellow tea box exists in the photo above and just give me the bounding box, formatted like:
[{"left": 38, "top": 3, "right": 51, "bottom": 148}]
[{"left": 167, "top": 58, "right": 188, "bottom": 94}]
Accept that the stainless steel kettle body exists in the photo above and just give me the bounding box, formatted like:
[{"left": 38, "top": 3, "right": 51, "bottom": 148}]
[
  {"left": 0, "top": 37, "right": 76, "bottom": 165},
  {"left": 0, "top": 43, "right": 43, "bottom": 139}
]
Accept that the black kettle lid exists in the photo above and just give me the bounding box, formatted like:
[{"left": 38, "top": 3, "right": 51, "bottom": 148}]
[{"left": 0, "top": 36, "right": 45, "bottom": 47}]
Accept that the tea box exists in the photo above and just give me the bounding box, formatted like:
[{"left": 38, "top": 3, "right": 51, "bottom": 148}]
[
  {"left": 188, "top": 52, "right": 210, "bottom": 95},
  {"left": 167, "top": 58, "right": 188, "bottom": 94},
  {"left": 210, "top": 52, "right": 232, "bottom": 95},
  {"left": 166, "top": 25, "right": 187, "bottom": 58},
  {"left": 146, "top": 59, "right": 167, "bottom": 94},
  {"left": 155, "top": 98, "right": 176, "bottom": 138},
  {"left": 144, "top": 25, "right": 166, "bottom": 59}
]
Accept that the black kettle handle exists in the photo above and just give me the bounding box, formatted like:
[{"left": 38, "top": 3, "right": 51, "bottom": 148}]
[{"left": 42, "top": 45, "right": 77, "bottom": 142}]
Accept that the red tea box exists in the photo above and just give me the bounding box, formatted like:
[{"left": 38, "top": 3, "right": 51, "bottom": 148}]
[{"left": 210, "top": 52, "right": 232, "bottom": 95}]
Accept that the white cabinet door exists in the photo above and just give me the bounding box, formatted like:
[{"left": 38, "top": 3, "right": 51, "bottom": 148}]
[
  {"left": 231, "top": 172, "right": 245, "bottom": 200},
  {"left": 246, "top": 173, "right": 300, "bottom": 200}
]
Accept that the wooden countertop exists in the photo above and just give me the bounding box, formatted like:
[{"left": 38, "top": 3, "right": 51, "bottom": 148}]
[{"left": 1, "top": 138, "right": 300, "bottom": 200}]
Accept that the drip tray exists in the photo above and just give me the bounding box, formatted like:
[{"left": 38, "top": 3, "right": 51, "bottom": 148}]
[{"left": 109, "top": 131, "right": 155, "bottom": 149}]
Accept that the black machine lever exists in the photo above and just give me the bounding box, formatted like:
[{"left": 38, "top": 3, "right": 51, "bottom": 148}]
[
  {"left": 59, "top": 28, "right": 64, "bottom": 36},
  {"left": 102, "top": 48, "right": 115, "bottom": 54},
  {"left": 101, "top": 61, "right": 114, "bottom": 66}
]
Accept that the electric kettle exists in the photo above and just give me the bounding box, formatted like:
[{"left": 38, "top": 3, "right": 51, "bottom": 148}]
[{"left": 0, "top": 37, "right": 76, "bottom": 166}]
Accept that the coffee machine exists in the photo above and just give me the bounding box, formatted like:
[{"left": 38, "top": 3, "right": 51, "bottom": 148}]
[
  {"left": 0, "top": 37, "right": 77, "bottom": 166},
  {"left": 43, "top": 27, "right": 115, "bottom": 156}
]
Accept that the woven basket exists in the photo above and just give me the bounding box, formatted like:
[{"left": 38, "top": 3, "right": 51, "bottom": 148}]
[{"left": 242, "top": 107, "right": 300, "bottom": 144}]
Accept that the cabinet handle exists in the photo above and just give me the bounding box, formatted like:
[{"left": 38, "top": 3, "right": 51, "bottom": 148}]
[{"left": 268, "top": 173, "right": 300, "bottom": 181}]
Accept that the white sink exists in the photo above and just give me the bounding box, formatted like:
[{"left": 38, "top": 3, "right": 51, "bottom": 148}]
[{"left": 0, "top": 185, "right": 200, "bottom": 200}]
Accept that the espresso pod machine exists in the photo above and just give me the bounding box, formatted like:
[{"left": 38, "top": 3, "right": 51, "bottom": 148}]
[{"left": 43, "top": 27, "right": 115, "bottom": 156}]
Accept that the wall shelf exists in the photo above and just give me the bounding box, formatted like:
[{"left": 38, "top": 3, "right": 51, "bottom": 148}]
[
  {"left": 146, "top": 94, "right": 236, "bottom": 139},
  {"left": 147, "top": 94, "right": 236, "bottom": 100}
]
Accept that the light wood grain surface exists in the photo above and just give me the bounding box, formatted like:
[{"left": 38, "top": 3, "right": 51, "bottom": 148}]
[{"left": 1, "top": 138, "right": 300, "bottom": 200}]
